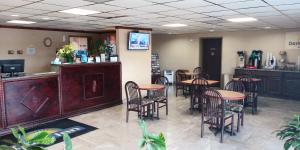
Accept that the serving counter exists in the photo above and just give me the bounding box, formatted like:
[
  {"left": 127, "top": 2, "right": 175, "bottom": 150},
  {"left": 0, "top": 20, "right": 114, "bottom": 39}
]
[
  {"left": 235, "top": 68, "right": 300, "bottom": 100},
  {"left": 0, "top": 62, "right": 122, "bottom": 135}
]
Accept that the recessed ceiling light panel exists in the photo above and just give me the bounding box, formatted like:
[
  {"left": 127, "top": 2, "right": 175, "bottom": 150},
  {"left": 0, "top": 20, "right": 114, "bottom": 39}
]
[
  {"left": 59, "top": 8, "right": 100, "bottom": 15},
  {"left": 162, "top": 23, "right": 187, "bottom": 27},
  {"left": 7, "top": 20, "right": 36, "bottom": 24},
  {"left": 227, "top": 17, "right": 257, "bottom": 23}
]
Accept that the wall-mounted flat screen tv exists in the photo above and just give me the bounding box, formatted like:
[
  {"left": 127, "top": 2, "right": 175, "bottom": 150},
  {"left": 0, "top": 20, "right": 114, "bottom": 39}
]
[{"left": 128, "top": 32, "right": 150, "bottom": 50}]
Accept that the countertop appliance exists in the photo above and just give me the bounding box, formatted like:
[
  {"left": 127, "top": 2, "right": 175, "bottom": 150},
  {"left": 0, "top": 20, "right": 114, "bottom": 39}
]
[
  {"left": 164, "top": 70, "right": 174, "bottom": 84},
  {"left": 248, "top": 50, "right": 263, "bottom": 69},
  {"left": 265, "top": 52, "right": 277, "bottom": 69},
  {"left": 237, "top": 51, "right": 246, "bottom": 68}
]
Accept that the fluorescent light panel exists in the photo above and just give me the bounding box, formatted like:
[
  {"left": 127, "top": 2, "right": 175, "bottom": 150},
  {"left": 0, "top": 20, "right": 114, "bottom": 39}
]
[
  {"left": 59, "top": 8, "right": 99, "bottom": 15},
  {"left": 163, "top": 23, "right": 187, "bottom": 27},
  {"left": 7, "top": 20, "right": 36, "bottom": 24},
  {"left": 227, "top": 17, "right": 257, "bottom": 22}
]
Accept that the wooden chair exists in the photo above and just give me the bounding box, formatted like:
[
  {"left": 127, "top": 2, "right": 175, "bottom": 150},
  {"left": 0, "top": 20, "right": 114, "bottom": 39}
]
[
  {"left": 239, "top": 77, "right": 258, "bottom": 114},
  {"left": 190, "top": 77, "right": 208, "bottom": 114},
  {"left": 125, "top": 81, "right": 155, "bottom": 122},
  {"left": 201, "top": 88, "right": 234, "bottom": 143},
  {"left": 192, "top": 67, "right": 209, "bottom": 79},
  {"left": 175, "top": 70, "right": 189, "bottom": 97},
  {"left": 154, "top": 76, "right": 169, "bottom": 118},
  {"left": 224, "top": 80, "right": 245, "bottom": 132}
]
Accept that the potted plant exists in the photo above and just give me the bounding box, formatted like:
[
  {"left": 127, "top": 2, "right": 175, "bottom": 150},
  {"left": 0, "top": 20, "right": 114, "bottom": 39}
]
[
  {"left": 94, "top": 40, "right": 107, "bottom": 62},
  {"left": 57, "top": 45, "right": 75, "bottom": 63},
  {"left": 276, "top": 115, "right": 300, "bottom": 150},
  {"left": 139, "top": 120, "right": 166, "bottom": 150},
  {"left": 0, "top": 126, "right": 73, "bottom": 150}
]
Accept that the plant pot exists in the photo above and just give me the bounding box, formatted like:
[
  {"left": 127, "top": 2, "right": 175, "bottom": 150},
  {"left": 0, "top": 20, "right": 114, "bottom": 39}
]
[
  {"left": 66, "top": 56, "right": 73, "bottom": 63},
  {"left": 100, "top": 53, "right": 106, "bottom": 62}
]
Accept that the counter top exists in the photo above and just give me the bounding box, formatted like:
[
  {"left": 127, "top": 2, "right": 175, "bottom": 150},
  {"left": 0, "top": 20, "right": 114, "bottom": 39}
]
[
  {"left": 1, "top": 72, "right": 58, "bottom": 81},
  {"left": 235, "top": 68, "right": 300, "bottom": 73},
  {"left": 51, "top": 62, "right": 120, "bottom": 67}
]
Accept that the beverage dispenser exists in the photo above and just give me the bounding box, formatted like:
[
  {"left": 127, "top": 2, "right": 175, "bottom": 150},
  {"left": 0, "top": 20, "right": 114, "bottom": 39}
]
[{"left": 248, "top": 50, "right": 263, "bottom": 69}]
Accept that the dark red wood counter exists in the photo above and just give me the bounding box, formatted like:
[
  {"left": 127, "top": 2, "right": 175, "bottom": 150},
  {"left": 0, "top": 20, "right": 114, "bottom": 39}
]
[{"left": 0, "top": 62, "right": 122, "bottom": 135}]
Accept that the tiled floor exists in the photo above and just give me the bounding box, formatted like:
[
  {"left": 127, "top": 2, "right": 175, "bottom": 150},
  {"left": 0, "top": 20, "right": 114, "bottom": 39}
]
[{"left": 49, "top": 88, "right": 300, "bottom": 150}]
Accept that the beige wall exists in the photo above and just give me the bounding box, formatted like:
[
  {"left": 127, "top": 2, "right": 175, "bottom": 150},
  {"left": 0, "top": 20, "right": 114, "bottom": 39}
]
[
  {"left": 116, "top": 28, "right": 152, "bottom": 99},
  {"left": 153, "top": 29, "right": 300, "bottom": 75},
  {"left": 0, "top": 28, "right": 99, "bottom": 73}
]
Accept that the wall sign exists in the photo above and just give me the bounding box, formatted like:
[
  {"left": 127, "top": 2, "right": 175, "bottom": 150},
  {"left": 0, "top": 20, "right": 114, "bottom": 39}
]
[{"left": 285, "top": 32, "right": 300, "bottom": 50}]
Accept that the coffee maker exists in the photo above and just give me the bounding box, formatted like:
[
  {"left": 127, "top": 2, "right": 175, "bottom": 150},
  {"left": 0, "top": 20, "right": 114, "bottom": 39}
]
[
  {"left": 248, "top": 50, "right": 263, "bottom": 69},
  {"left": 237, "top": 51, "right": 246, "bottom": 68}
]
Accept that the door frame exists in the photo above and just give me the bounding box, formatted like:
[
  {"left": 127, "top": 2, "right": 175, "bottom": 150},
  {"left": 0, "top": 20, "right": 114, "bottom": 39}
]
[{"left": 200, "top": 37, "right": 223, "bottom": 80}]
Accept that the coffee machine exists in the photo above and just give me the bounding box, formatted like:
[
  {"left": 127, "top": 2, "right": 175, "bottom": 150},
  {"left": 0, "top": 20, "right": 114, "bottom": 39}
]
[
  {"left": 237, "top": 51, "right": 246, "bottom": 68},
  {"left": 248, "top": 50, "right": 263, "bottom": 69}
]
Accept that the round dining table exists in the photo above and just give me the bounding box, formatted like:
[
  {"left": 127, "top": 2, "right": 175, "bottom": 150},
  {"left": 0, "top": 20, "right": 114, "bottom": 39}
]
[
  {"left": 217, "top": 90, "right": 245, "bottom": 101},
  {"left": 138, "top": 84, "right": 165, "bottom": 91},
  {"left": 232, "top": 77, "right": 262, "bottom": 82}
]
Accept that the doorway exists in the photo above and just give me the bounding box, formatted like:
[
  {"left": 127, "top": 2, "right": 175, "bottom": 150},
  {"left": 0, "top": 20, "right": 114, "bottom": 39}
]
[{"left": 201, "top": 38, "right": 222, "bottom": 85}]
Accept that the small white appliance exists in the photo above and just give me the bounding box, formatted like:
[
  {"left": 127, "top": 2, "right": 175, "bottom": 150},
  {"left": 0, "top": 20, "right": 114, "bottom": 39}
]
[
  {"left": 164, "top": 70, "right": 174, "bottom": 84},
  {"left": 265, "top": 52, "right": 276, "bottom": 69}
]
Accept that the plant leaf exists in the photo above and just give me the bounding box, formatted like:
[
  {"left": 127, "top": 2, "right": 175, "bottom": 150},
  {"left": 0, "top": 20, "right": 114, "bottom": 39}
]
[
  {"left": 0, "top": 145, "right": 15, "bottom": 150},
  {"left": 63, "top": 133, "right": 72, "bottom": 150}
]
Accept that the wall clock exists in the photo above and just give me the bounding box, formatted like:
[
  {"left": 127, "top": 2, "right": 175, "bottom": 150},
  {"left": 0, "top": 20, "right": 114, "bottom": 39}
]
[{"left": 43, "top": 37, "right": 52, "bottom": 47}]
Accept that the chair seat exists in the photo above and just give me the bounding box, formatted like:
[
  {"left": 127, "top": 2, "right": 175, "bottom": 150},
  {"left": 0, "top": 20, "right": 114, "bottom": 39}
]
[
  {"left": 228, "top": 103, "right": 243, "bottom": 112},
  {"left": 153, "top": 96, "right": 167, "bottom": 102},
  {"left": 129, "top": 98, "right": 154, "bottom": 106}
]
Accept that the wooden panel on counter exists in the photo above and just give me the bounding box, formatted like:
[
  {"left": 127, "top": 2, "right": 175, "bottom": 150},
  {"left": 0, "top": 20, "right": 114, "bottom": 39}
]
[
  {"left": 2, "top": 75, "right": 60, "bottom": 127},
  {"left": 0, "top": 81, "right": 3, "bottom": 129},
  {"left": 235, "top": 68, "right": 300, "bottom": 100},
  {"left": 59, "top": 62, "right": 122, "bottom": 115}
]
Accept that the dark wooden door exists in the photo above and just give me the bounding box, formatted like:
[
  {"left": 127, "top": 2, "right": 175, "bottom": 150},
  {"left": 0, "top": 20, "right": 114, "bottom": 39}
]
[{"left": 202, "top": 38, "right": 222, "bottom": 83}]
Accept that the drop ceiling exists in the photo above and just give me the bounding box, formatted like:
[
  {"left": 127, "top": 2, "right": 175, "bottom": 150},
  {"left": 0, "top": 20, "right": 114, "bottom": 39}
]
[{"left": 0, "top": 0, "right": 299, "bottom": 34}]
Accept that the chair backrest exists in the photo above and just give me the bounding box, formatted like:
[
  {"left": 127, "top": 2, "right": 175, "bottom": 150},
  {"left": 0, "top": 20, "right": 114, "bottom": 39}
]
[
  {"left": 238, "top": 77, "right": 258, "bottom": 93},
  {"left": 193, "top": 72, "right": 210, "bottom": 79},
  {"left": 201, "top": 88, "right": 225, "bottom": 118},
  {"left": 155, "top": 76, "right": 169, "bottom": 98},
  {"left": 224, "top": 80, "right": 245, "bottom": 93},
  {"left": 193, "top": 67, "right": 203, "bottom": 75},
  {"left": 191, "top": 77, "right": 209, "bottom": 97},
  {"left": 125, "top": 81, "right": 142, "bottom": 108},
  {"left": 175, "top": 70, "right": 188, "bottom": 83}
]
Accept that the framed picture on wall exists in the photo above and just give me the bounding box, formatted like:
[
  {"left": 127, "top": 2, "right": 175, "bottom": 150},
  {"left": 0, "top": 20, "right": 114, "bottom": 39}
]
[{"left": 69, "top": 36, "right": 88, "bottom": 51}]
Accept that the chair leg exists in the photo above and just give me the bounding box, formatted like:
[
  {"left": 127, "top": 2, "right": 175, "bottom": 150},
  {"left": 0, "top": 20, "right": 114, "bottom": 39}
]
[
  {"left": 220, "top": 119, "right": 224, "bottom": 143},
  {"left": 231, "top": 115, "right": 234, "bottom": 136},
  {"left": 157, "top": 102, "right": 160, "bottom": 119},
  {"left": 176, "top": 87, "right": 178, "bottom": 97},
  {"left": 237, "top": 113, "right": 240, "bottom": 132},
  {"left": 241, "top": 110, "right": 244, "bottom": 126},
  {"left": 126, "top": 110, "right": 129, "bottom": 123},
  {"left": 201, "top": 117, "right": 204, "bottom": 138},
  {"left": 166, "top": 100, "right": 168, "bottom": 115}
]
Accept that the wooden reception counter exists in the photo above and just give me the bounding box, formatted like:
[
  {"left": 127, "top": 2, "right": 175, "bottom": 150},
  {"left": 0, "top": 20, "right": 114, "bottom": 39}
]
[{"left": 0, "top": 62, "right": 122, "bottom": 135}]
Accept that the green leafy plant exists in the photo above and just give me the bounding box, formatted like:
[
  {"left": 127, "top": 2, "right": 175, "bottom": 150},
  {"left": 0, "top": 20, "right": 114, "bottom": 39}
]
[
  {"left": 57, "top": 45, "right": 75, "bottom": 60},
  {"left": 93, "top": 40, "right": 107, "bottom": 55},
  {"left": 139, "top": 120, "right": 166, "bottom": 150},
  {"left": 0, "top": 126, "right": 74, "bottom": 150},
  {"left": 276, "top": 115, "right": 300, "bottom": 150},
  {"left": 0, "top": 126, "right": 56, "bottom": 150}
]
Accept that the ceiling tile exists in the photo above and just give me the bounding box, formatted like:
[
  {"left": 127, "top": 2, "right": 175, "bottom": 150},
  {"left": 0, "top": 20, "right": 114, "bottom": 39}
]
[
  {"left": 235, "top": 6, "right": 276, "bottom": 13},
  {"left": 165, "top": 0, "right": 212, "bottom": 9},
  {"left": 222, "top": 0, "right": 268, "bottom": 9},
  {"left": 41, "top": 0, "right": 94, "bottom": 7},
  {"left": 111, "top": 9, "right": 147, "bottom": 16},
  {"left": 206, "top": 0, "right": 254, "bottom": 4},
  {"left": 105, "top": 0, "right": 154, "bottom": 8},
  {"left": 203, "top": 10, "right": 240, "bottom": 17},
  {"left": 0, "top": 12, "right": 32, "bottom": 18},
  {"left": 81, "top": 4, "right": 125, "bottom": 12},
  {"left": 0, "top": 5, "right": 14, "bottom": 11},
  {"left": 158, "top": 10, "right": 194, "bottom": 16},
  {"left": 23, "top": 3, "right": 69, "bottom": 11},
  {"left": 136, "top": 4, "right": 176, "bottom": 13},
  {"left": 189, "top": 5, "right": 228, "bottom": 13},
  {"left": 274, "top": 4, "right": 300, "bottom": 11},
  {"left": 8, "top": 8, "right": 50, "bottom": 15},
  {"left": 145, "top": 0, "right": 181, "bottom": 3},
  {"left": 0, "top": 0, "right": 32, "bottom": 7},
  {"left": 179, "top": 13, "right": 208, "bottom": 19},
  {"left": 46, "top": 12, "right": 81, "bottom": 18},
  {"left": 263, "top": 0, "right": 300, "bottom": 5}
]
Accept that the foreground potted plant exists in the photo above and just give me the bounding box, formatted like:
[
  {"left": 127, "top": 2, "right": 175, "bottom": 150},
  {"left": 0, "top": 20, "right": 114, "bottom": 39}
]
[
  {"left": 0, "top": 126, "right": 73, "bottom": 150},
  {"left": 57, "top": 45, "right": 75, "bottom": 63},
  {"left": 276, "top": 115, "right": 300, "bottom": 150},
  {"left": 139, "top": 120, "right": 166, "bottom": 150}
]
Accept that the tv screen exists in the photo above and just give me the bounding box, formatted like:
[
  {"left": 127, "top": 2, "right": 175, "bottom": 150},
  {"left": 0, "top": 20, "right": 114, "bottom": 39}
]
[{"left": 128, "top": 32, "right": 150, "bottom": 50}]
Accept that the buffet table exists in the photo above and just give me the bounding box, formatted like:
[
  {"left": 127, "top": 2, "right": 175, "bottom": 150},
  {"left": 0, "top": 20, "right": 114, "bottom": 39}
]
[{"left": 0, "top": 62, "right": 122, "bottom": 135}]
